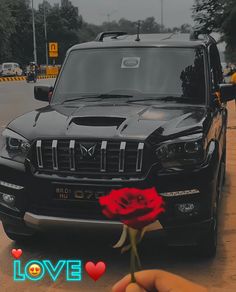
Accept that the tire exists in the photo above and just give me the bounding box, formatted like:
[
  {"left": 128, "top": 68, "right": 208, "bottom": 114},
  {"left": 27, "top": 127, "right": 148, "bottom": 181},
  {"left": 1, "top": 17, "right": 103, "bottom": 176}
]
[
  {"left": 3, "top": 223, "right": 35, "bottom": 242},
  {"left": 222, "top": 149, "right": 226, "bottom": 186},
  {"left": 195, "top": 161, "right": 222, "bottom": 258},
  {"left": 196, "top": 211, "right": 218, "bottom": 258}
]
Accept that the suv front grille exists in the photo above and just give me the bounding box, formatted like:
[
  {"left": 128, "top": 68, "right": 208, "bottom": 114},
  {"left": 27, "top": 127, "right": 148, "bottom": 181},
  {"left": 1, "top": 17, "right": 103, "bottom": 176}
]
[{"left": 33, "top": 139, "right": 146, "bottom": 177}]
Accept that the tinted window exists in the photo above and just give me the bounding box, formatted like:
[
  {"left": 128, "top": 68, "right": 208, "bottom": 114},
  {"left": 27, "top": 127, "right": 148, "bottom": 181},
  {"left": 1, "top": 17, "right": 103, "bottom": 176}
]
[
  {"left": 209, "top": 44, "right": 223, "bottom": 90},
  {"left": 53, "top": 47, "right": 206, "bottom": 104}
]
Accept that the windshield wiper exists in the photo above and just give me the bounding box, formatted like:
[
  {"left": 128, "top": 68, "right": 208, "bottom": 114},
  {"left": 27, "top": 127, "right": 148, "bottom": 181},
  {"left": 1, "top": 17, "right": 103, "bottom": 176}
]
[
  {"left": 61, "top": 94, "right": 134, "bottom": 104},
  {"left": 61, "top": 97, "right": 90, "bottom": 104},
  {"left": 86, "top": 93, "right": 134, "bottom": 99},
  {"left": 128, "top": 96, "right": 189, "bottom": 103}
]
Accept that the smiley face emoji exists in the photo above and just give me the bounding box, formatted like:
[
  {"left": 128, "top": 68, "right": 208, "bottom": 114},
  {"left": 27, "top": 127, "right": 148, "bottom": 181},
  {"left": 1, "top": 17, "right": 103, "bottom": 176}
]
[{"left": 28, "top": 264, "right": 41, "bottom": 277}]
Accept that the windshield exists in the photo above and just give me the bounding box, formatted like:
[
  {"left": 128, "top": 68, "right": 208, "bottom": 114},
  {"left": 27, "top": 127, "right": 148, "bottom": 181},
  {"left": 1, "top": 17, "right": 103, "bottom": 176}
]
[
  {"left": 3, "top": 64, "right": 12, "bottom": 69},
  {"left": 53, "top": 47, "right": 206, "bottom": 104}
]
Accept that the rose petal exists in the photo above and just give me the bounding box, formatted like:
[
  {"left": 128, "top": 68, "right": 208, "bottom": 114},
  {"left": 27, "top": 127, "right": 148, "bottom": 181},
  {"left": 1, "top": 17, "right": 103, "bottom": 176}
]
[
  {"left": 98, "top": 187, "right": 165, "bottom": 229},
  {"left": 123, "top": 206, "right": 165, "bottom": 229}
]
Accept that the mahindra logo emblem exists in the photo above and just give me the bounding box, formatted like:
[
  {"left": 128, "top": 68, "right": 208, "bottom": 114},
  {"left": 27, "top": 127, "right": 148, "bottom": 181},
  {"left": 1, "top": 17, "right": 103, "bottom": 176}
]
[{"left": 79, "top": 143, "right": 97, "bottom": 158}]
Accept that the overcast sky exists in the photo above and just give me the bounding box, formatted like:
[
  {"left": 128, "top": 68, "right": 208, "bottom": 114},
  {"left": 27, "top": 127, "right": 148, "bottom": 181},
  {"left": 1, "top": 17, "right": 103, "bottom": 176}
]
[{"left": 35, "top": 0, "right": 195, "bottom": 28}]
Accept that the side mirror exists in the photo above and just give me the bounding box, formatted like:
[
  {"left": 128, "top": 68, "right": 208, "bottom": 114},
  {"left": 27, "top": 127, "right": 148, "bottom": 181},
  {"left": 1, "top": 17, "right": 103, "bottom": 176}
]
[
  {"left": 34, "top": 85, "right": 53, "bottom": 102},
  {"left": 219, "top": 83, "right": 236, "bottom": 102}
]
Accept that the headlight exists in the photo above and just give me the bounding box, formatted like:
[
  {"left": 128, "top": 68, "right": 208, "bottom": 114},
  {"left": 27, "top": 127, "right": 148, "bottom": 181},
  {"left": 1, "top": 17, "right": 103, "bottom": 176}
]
[
  {"left": 156, "top": 134, "right": 206, "bottom": 168},
  {"left": 1, "top": 129, "right": 31, "bottom": 163}
]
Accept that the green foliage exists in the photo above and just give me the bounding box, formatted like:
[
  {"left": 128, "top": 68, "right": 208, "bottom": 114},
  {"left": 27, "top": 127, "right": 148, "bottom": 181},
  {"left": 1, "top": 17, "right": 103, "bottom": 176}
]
[
  {"left": 8, "top": 0, "right": 33, "bottom": 65},
  {"left": 0, "top": 0, "right": 191, "bottom": 66},
  {"left": 193, "top": 0, "right": 236, "bottom": 62},
  {"left": 0, "top": 0, "right": 82, "bottom": 65},
  {"left": 36, "top": 0, "right": 82, "bottom": 64},
  {"left": 192, "top": 0, "right": 226, "bottom": 33},
  {"left": 221, "top": 1, "right": 236, "bottom": 62},
  {"left": 141, "top": 17, "right": 161, "bottom": 33},
  {"left": 0, "top": 0, "right": 15, "bottom": 62}
]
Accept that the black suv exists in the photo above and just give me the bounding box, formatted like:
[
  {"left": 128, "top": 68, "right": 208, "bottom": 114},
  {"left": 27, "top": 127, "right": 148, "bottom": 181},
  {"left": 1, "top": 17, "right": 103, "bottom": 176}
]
[{"left": 1, "top": 32, "right": 236, "bottom": 257}]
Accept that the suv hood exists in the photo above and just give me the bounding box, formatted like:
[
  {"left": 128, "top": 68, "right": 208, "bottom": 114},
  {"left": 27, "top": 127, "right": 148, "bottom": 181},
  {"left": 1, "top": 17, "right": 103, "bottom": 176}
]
[{"left": 8, "top": 103, "right": 209, "bottom": 141}]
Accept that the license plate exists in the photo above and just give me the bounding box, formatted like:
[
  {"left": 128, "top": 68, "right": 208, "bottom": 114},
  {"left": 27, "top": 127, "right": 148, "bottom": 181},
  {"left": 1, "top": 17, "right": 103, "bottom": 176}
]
[{"left": 53, "top": 186, "right": 109, "bottom": 202}]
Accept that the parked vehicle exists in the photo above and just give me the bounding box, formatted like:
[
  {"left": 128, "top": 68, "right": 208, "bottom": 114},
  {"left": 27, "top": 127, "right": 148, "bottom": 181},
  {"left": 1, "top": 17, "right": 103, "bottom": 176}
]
[
  {"left": 0, "top": 31, "right": 236, "bottom": 257},
  {"left": 1, "top": 62, "right": 23, "bottom": 77},
  {"left": 0, "top": 64, "right": 2, "bottom": 76}
]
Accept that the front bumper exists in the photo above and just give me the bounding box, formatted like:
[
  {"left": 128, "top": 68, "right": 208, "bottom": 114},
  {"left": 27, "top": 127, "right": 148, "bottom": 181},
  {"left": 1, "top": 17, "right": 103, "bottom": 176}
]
[
  {"left": 0, "top": 152, "right": 219, "bottom": 244},
  {"left": 24, "top": 212, "right": 122, "bottom": 229}
]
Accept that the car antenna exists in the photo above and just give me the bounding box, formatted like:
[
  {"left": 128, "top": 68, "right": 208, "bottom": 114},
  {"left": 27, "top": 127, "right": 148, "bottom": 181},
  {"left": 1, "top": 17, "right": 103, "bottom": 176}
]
[{"left": 135, "top": 20, "right": 141, "bottom": 41}]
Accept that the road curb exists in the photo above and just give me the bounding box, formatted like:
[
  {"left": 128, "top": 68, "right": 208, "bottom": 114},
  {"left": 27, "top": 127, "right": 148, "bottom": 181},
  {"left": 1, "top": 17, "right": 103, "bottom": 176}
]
[{"left": 0, "top": 75, "right": 57, "bottom": 82}]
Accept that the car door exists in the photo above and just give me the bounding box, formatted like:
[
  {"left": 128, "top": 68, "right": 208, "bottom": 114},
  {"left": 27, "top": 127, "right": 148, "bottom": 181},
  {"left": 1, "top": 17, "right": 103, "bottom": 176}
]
[{"left": 209, "top": 44, "right": 227, "bottom": 159}]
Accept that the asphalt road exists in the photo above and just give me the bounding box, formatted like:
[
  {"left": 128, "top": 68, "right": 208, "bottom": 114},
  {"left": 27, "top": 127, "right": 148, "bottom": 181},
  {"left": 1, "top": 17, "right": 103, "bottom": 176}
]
[{"left": 0, "top": 80, "right": 236, "bottom": 292}]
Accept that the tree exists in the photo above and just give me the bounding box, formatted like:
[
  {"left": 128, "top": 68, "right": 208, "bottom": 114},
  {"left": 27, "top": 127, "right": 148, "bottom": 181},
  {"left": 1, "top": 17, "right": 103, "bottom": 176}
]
[
  {"left": 141, "top": 17, "right": 161, "bottom": 33},
  {"left": 0, "top": 0, "right": 15, "bottom": 62},
  {"left": 192, "top": 0, "right": 226, "bottom": 33},
  {"left": 7, "top": 0, "right": 33, "bottom": 65},
  {"left": 36, "top": 0, "right": 82, "bottom": 64},
  {"left": 193, "top": 0, "right": 236, "bottom": 62},
  {"left": 180, "top": 24, "right": 192, "bottom": 33},
  {"left": 222, "top": 1, "right": 236, "bottom": 62}
]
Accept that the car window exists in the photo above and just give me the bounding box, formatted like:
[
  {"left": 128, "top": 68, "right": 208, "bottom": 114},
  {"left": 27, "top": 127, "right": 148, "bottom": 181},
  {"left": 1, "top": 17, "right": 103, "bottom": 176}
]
[
  {"left": 3, "top": 64, "right": 12, "bottom": 69},
  {"left": 209, "top": 44, "right": 223, "bottom": 91},
  {"left": 53, "top": 47, "right": 206, "bottom": 104}
]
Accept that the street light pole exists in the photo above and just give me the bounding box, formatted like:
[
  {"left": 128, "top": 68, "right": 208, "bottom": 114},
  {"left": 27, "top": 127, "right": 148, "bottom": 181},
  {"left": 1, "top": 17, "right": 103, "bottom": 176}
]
[
  {"left": 31, "top": 0, "right": 37, "bottom": 64},
  {"left": 160, "top": 0, "right": 164, "bottom": 32},
  {"left": 43, "top": 0, "right": 49, "bottom": 66}
]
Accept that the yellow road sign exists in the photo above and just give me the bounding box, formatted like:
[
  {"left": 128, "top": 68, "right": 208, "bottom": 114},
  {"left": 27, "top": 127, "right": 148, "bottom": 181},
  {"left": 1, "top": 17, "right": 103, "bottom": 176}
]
[
  {"left": 49, "top": 51, "right": 58, "bottom": 58},
  {"left": 49, "top": 42, "right": 58, "bottom": 58}
]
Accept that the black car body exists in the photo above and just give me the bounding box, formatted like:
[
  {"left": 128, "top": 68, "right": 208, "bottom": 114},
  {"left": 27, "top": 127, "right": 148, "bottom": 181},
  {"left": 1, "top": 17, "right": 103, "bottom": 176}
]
[{"left": 1, "top": 32, "right": 236, "bottom": 256}]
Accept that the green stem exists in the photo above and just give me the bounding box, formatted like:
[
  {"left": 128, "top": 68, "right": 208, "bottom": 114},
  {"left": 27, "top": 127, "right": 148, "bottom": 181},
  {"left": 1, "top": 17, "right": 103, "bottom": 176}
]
[
  {"left": 128, "top": 228, "right": 137, "bottom": 283},
  {"left": 132, "top": 231, "right": 142, "bottom": 271},
  {"left": 130, "top": 247, "right": 136, "bottom": 283},
  {"left": 135, "top": 249, "right": 142, "bottom": 271}
]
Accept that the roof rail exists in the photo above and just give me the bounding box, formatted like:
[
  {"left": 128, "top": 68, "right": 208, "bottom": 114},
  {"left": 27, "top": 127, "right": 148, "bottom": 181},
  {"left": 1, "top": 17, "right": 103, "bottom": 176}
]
[
  {"left": 189, "top": 30, "right": 216, "bottom": 44},
  {"left": 95, "top": 31, "right": 128, "bottom": 42}
]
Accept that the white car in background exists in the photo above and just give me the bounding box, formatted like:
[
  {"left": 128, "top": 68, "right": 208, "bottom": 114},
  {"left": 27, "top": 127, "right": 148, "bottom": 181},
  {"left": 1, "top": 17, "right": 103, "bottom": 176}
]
[{"left": 1, "top": 62, "right": 23, "bottom": 77}]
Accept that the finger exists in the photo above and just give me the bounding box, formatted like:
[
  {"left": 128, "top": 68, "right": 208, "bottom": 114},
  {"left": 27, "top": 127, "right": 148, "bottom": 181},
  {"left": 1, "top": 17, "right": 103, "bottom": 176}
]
[
  {"left": 112, "top": 274, "right": 132, "bottom": 292},
  {"left": 125, "top": 283, "right": 146, "bottom": 292},
  {"left": 113, "top": 271, "right": 163, "bottom": 292},
  {"left": 112, "top": 270, "right": 208, "bottom": 292}
]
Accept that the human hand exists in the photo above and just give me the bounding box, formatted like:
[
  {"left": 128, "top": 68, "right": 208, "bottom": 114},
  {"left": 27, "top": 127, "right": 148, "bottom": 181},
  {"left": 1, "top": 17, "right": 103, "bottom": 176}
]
[{"left": 112, "top": 270, "right": 208, "bottom": 292}]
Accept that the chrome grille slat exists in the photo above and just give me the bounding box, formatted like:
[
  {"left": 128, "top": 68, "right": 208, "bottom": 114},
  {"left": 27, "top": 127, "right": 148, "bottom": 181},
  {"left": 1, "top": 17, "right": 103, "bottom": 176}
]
[
  {"left": 136, "top": 142, "right": 144, "bottom": 172},
  {"left": 119, "top": 142, "right": 126, "bottom": 172},
  {"left": 69, "top": 140, "right": 75, "bottom": 171},
  {"left": 36, "top": 140, "right": 43, "bottom": 168},
  {"left": 52, "top": 140, "right": 58, "bottom": 170},
  {"left": 101, "top": 141, "right": 107, "bottom": 172}
]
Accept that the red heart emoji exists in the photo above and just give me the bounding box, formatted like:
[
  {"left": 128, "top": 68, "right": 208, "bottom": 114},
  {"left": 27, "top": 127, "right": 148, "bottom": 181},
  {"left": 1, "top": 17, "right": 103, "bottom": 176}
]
[
  {"left": 11, "top": 249, "right": 23, "bottom": 259},
  {"left": 85, "top": 261, "right": 106, "bottom": 281}
]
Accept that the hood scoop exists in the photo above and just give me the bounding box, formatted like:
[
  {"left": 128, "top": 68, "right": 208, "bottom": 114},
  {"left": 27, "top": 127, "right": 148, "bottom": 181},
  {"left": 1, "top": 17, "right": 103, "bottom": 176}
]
[{"left": 70, "top": 116, "right": 126, "bottom": 128}]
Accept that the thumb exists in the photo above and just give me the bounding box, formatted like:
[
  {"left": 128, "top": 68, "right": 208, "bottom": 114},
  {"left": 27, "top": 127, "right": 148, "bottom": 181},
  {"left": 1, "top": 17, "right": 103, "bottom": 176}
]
[{"left": 125, "top": 283, "right": 146, "bottom": 292}]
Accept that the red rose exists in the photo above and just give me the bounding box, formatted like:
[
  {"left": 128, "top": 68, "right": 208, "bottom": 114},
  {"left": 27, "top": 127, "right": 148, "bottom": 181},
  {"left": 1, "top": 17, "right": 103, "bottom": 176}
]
[{"left": 99, "top": 187, "right": 165, "bottom": 230}]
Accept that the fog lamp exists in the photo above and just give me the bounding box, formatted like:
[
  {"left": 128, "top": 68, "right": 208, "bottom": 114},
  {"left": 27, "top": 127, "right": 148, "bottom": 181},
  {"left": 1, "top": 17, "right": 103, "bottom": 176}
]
[
  {"left": 2, "top": 193, "right": 15, "bottom": 205},
  {"left": 177, "top": 203, "right": 195, "bottom": 213}
]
